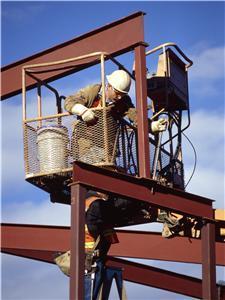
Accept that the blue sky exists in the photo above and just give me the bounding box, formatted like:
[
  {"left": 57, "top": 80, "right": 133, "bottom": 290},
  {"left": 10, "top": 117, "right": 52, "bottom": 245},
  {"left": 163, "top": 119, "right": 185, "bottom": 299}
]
[{"left": 1, "top": 1, "right": 225, "bottom": 300}]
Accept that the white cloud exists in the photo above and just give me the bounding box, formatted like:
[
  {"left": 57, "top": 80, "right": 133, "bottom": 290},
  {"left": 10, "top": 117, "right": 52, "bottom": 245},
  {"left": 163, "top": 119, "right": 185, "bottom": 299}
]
[
  {"left": 185, "top": 166, "right": 224, "bottom": 208},
  {"left": 189, "top": 46, "right": 225, "bottom": 81},
  {"left": 182, "top": 110, "right": 224, "bottom": 207},
  {"left": 183, "top": 109, "right": 224, "bottom": 172},
  {"left": 2, "top": 199, "right": 70, "bottom": 226},
  {"left": 187, "top": 44, "right": 225, "bottom": 98}
]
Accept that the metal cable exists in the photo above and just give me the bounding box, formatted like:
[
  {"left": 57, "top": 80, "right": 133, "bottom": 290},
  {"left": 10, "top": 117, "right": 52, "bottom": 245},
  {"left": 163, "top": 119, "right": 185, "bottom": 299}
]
[{"left": 182, "top": 131, "right": 197, "bottom": 188}]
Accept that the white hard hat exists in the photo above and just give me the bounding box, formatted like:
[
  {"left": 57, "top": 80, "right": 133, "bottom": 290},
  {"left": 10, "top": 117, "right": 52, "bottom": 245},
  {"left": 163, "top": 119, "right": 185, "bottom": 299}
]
[{"left": 106, "top": 70, "right": 131, "bottom": 94}]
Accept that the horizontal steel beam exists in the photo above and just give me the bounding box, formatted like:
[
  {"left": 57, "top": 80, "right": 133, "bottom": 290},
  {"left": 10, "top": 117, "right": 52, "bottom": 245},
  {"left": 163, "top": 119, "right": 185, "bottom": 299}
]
[
  {"left": 110, "top": 230, "right": 225, "bottom": 266},
  {"left": 1, "top": 11, "right": 145, "bottom": 100},
  {"left": 1, "top": 223, "right": 224, "bottom": 266},
  {"left": 1, "top": 223, "right": 70, "bottom": 250},
  {"left": 2, "top": 248, "right": 54, "bottom": 264},
  {"left": 72, "top": 162, "right": 214, "bottom": 219}
]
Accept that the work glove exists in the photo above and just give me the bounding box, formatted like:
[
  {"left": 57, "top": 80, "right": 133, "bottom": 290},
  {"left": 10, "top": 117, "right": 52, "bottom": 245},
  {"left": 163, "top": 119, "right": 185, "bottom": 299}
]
[
  {"left": 71, "top": 103, "right": 97, "bottom": 125},
  {"left": 151, "top": 118, "right": 167, "bottom": 133}
]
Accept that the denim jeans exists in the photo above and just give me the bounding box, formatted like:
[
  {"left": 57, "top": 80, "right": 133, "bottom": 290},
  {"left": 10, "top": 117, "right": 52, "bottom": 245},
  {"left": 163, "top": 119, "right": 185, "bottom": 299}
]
[{"left": 84, "top": 259, "right": 104, "bottom": 300}]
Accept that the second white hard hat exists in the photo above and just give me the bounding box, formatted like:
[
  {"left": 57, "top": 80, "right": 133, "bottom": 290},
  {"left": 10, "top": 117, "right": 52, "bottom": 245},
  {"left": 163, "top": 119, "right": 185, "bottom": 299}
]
[{"left": 106, "top": 70, "right": 131, "bottom": 94}]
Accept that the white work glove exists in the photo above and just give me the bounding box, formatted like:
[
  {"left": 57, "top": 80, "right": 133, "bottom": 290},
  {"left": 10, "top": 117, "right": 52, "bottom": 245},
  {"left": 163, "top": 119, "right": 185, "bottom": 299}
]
[
  {"left": 151, "top": 118, "right": 167, "bottom": 133},
  {"left": 71, "top": 103, "right": 96, "bottom": 124}
]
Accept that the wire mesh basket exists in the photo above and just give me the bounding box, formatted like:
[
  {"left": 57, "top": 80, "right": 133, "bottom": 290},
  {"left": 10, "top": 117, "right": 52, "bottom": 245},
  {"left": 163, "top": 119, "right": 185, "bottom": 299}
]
[
  {"left": 23, "top": 107, "right": 184, "bottom": 194},
  {"left": 24, "top": 107, "right": 120, "bottom": 180},
  {"left": 71, "top": 109, "right": 119, "bottom": 166}
]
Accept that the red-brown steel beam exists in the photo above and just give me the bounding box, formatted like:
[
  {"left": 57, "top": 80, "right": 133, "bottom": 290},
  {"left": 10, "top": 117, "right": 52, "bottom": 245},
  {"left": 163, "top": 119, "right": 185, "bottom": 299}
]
[
  {"left": 134, "top": 44, "right": 151, "bottom": 178},
  {"left": 1, "top": 11, "right": 145, "bottom": 100},
  {"left": 1, "top": 224, "right": 225, "bottom": 266},
  {"left": 201, "top": 222, "right": 217, "bottom": 299},
  {"left": 2, "top": 249, "right": 54, "bottom": 264},
  {"left": 110, "top": 230, "right": 225, "bottom": 266},
  {"left": 1, "top": 223, "right": 70, "bottom": 250},
  {"left": 72, "top": 161, "right": 214, "bottom": 219},
  {"left": 70, "top": 184, "right": 86, "bottom": 300}
]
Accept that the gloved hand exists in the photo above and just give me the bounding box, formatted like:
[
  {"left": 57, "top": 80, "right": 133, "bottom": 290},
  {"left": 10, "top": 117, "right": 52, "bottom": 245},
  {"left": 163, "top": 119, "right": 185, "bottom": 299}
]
[
  {"left": 71, "top": 103, "right": 97, "bottom": 125},
  {"left": 151, "top": 118, "right": 167, "bottom": 133},
  {"left": 81, "top": 109, "right": 96, "bottom": 123}
]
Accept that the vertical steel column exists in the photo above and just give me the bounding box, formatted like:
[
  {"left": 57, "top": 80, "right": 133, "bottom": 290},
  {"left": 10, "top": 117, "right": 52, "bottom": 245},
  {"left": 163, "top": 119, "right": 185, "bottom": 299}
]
[
  {"left": 70, "top": 183, "right": 87, "bottom": 300},
  {"left": 135, "top": 44, "right": 151, "bottom": 178},
  {"left": 201, "top": 221, "right": 217, "bottom": 300}
]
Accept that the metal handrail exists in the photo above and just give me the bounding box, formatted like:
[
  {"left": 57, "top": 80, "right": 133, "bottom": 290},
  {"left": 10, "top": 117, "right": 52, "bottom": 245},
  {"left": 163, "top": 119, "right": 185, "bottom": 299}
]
[
  {"left": 22, "top": 51, "right": 108, "bottom": 70},
  {"left": 145, "top": 42, "right": 193, "bottom": 70}
]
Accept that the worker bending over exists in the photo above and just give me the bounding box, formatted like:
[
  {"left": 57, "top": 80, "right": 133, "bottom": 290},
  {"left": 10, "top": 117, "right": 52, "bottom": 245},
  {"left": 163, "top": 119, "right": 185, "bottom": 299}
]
[{"left": 64, "top": 69, "right": 167, "bottom": 133}]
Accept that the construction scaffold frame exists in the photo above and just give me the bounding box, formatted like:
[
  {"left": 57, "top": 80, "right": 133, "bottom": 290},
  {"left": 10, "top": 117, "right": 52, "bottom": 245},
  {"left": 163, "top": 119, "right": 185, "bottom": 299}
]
[{"left": 1, "top": 11, "right": 225, "bottom": 300}]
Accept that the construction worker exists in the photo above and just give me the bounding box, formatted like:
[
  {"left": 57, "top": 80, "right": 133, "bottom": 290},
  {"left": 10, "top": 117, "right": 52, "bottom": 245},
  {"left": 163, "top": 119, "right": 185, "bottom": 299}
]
[
  {"left": 54, "top": 190, "right": 119, "bottom": 300},
  {"left": 84, "top": 190, "right": 119, "bottom": 300},
  {"left": 64, "top": 69, "right": 167, "bottom": 133},
  {"left": 54, "top": 190, "right": 155, "bottom": 299}
]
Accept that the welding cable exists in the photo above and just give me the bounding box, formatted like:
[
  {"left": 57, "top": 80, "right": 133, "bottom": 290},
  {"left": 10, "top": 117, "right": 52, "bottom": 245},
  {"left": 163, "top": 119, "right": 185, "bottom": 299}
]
[
  {"left": 156, "top": 111, "right": 197, "bottom": 188},
  {"left": 126, "top": 127, "right": 137, "bottom": 174},
  {"left": 182, "top": 131, "right": 197, "bottom": 188}
]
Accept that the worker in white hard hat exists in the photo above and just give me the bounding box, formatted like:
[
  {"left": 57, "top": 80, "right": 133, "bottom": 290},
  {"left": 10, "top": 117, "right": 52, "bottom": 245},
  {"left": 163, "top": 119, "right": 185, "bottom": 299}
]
[{"left": 64, "top": 69, "right": 167, "bottom": 132}]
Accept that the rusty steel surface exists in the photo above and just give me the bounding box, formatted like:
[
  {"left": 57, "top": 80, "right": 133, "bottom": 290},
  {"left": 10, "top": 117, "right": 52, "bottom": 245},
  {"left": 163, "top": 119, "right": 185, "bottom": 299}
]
[
  {"left": 70, "top": 184, "right": 86, "bottom": 300},
  {"left": 134, "top": 44, "right": 151, "bottom": 178},
  {"left": 1, "top": 11, "right": 145, "bottom": 100},
  {"left": 105, "top": 256, "right": 203, "bottom": 299},
  {"left": 110, "top": 230, "right": 225, "bottom": 266},
  {"left": 72, "top": 162, "right": 214, "bottom": 219},
  {"left": 1, "top": 224, "right": 225, "bottom": 266},
  {"left": 1, "top": 223, "right": 70, "bottom": 250},
  {"left": 2, "top": 248, "right": 55, "bottom": 264},
  {"left": 201, "top": 222, "right": 217, "bottom": 300}
]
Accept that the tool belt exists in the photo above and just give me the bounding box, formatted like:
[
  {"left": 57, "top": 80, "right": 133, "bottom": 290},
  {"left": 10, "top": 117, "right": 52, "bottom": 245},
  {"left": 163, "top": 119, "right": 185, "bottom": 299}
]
[
  {"left": 85, "top": 249, "right": 100, "bottom": 274},
  {"left": 85, "top": 235, "right": 101, "bottom": 274}
]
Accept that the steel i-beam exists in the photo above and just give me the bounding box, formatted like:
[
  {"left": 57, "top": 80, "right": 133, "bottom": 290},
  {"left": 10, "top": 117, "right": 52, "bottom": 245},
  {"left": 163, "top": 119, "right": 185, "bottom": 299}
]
[
  {"left": 135, "top": 44, "right": 151, "bottom": 178},
  {"left": 70, "top": 184, "right": 87, "bottom": 300},
  {"left": 201, "top": 222, "right": 217, "bottom": 300}
]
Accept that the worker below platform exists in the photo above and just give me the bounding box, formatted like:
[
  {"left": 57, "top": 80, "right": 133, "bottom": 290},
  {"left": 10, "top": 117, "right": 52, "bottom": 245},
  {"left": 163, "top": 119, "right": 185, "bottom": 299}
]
[
  {"left": 64, "top": 69, "right": 167, "bottom": 133},
  {"left": 84, "top": 190, "right": 120, "bottom": 300},
  {"left": 55, "top": 190, "right": 127, "bottom": 300}
]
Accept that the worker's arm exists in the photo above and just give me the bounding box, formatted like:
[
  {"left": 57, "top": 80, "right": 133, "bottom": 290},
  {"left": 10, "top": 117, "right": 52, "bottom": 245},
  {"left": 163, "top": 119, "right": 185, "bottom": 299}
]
[
  {"left": 64, "top": 84, "right": 101, "bottom": 113},
  {"left": 120, "top": 97, "right": 167, "bottom": 133},
  {"left": 64, "top": 84, "right": 101, "bottom": 124}
]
